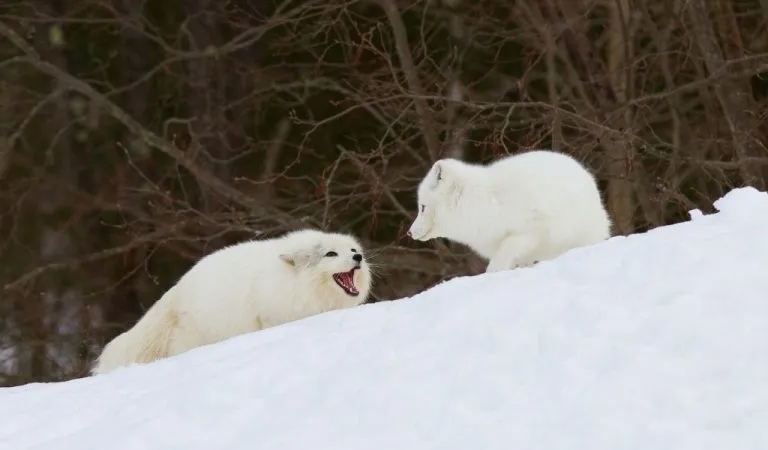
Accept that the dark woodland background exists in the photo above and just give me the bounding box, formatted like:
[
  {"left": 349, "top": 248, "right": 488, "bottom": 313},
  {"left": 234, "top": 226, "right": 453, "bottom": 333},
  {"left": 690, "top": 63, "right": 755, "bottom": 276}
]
[{"left": 1, "top": 0, "right": 767, "bottom": 387}]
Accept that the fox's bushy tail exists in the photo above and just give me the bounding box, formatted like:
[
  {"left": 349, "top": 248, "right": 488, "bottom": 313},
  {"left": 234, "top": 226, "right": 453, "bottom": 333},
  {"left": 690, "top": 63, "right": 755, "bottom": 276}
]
[{"left": 91, "top": 287, "right": 180, "bottom": 375}]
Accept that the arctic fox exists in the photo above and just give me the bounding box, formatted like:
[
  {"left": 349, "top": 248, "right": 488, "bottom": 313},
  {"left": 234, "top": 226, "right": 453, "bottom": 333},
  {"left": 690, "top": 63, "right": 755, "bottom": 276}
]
[
  {"left": 407, "top": 149, "right": 611, "bottom": 272},
  {"left": 92, "top": 229, "right": 372, "bottom": 374}
]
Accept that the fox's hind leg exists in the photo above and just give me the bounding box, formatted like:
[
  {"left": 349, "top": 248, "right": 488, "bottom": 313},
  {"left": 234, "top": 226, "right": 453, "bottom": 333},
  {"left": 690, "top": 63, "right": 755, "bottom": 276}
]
[{"left": 486, "top": 232, "right": 541, "bottom": 273}]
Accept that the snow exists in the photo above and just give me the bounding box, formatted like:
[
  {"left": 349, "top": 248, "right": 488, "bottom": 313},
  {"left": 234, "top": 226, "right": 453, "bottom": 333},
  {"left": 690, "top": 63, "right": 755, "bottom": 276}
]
[{"left": 3, "top": 187, "right": 768, "bottom": 450}]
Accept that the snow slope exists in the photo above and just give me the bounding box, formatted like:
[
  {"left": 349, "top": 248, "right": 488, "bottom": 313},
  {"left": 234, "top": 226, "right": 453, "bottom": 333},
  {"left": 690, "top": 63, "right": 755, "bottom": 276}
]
[{"left": 2, "top": 187, "right": 768, "bottom": 450}]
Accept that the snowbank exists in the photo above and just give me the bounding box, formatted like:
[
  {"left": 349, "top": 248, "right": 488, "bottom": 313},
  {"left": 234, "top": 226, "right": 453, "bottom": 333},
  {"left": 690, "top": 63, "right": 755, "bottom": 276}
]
[{"left": 2, "top": 187, "right": 768, "bottom": 450}]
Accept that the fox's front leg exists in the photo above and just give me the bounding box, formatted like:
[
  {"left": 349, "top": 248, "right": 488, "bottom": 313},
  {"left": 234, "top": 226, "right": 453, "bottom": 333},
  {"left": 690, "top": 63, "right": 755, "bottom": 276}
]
[{"left": 486, "top": 233, "right": 540, "bottom": 273}]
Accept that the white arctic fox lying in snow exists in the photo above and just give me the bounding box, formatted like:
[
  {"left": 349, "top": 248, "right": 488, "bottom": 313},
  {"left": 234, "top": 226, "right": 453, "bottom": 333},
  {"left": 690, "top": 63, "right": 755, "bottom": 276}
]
[
  {"left": 92, "top": 229, "right": 372, "bottom": 374},
  {"left": 408, "top": 149, "right": 611, "bottom": 272}
]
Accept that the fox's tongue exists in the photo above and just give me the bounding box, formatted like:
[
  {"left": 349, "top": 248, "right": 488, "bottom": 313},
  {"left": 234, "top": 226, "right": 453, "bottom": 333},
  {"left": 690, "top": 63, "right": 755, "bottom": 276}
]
[
  {"left": 342, "top": 272, "right": 358, "bottom": 292},
  {"left": 334, "top": 270, "right": 359, "bottom": 295}
]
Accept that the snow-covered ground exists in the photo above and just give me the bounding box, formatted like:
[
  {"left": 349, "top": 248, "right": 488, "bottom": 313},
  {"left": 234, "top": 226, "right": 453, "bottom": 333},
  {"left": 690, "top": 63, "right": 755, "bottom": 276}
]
[{"left": 2, "top": 187, "right": 768, "bottom": 450}]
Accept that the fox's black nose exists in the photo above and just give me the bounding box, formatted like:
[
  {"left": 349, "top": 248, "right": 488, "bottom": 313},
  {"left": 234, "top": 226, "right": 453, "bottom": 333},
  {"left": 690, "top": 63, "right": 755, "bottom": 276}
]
[{"left": 353, "top": 253, "right": 363, "bottom": 263}]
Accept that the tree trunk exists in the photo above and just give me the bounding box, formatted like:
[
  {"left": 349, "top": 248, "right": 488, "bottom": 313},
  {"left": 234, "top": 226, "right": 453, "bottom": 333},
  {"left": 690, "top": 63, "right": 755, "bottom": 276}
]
[
  {"left": 24, "top": 0, "right": 78, "bottom": 380},
  {"left": 184, "top": 0, "right": 228, "bottom": 214},
  {"left": 605, "top": 0, "right": 636, "bottom": 235}
]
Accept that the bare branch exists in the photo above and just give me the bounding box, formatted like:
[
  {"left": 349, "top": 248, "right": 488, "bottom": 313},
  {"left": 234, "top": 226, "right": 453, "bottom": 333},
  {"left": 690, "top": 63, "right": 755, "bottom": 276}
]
[
  {"left": 685, "top": 0, "right": 766, "bottom": 189},
  {"left": 376, "top": 0, "right": 442, "bottom": 160},
  {"left": 0, "top": 20, "right": 291, "bottom": 223},
  {"left": 2, "top": 221, "right": 194, "bottom": 293}
]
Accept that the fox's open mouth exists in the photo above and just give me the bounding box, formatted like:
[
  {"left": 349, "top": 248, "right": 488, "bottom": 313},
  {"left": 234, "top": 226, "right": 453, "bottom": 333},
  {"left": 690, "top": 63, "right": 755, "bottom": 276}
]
[{"left": 333, "top": 268, "right": 359, "bottom": 296}]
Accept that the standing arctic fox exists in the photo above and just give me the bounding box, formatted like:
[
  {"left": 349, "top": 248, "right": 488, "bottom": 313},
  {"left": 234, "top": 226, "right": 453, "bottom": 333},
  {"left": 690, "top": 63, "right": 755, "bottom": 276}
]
[
  {"left": 92, "top": 229, "right": 372, "bottom": 374},
  {"left": 408, "top": 149, "right": 611, "bottom": 272}
]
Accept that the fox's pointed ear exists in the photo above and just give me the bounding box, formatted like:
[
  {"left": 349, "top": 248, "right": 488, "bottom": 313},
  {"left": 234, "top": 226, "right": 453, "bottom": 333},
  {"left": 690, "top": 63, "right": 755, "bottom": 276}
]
[
  {"left": 280, "top": 249, "right": 312, "bottom": 268},
  {"left": 431, "top": 160, "right": 451, "bottom": 189}
]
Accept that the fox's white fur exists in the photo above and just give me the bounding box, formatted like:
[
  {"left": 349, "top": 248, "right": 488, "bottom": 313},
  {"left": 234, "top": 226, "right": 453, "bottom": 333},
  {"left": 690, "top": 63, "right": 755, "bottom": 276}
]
[
  {"left": 92, "top": 229, "right": 372, "bottom": 375},
  {"left": 408, "top": 149, "right": 611, "bottom": 272}
]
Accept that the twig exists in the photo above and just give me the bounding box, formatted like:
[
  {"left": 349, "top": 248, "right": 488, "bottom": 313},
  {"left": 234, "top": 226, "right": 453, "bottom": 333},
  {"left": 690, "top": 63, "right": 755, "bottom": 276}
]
[{"left": 257, "top": 117, "right": 291, "bottom": 202}]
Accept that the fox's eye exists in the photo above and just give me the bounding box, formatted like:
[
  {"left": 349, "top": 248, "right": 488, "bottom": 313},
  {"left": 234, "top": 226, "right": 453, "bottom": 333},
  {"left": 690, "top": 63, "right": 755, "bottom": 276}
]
[
  {"left": 325, "top": 251, "right": 338, "bottom": 257},
  {"left": 420, "top": 204, "right": 425, "bottom": 213}
]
